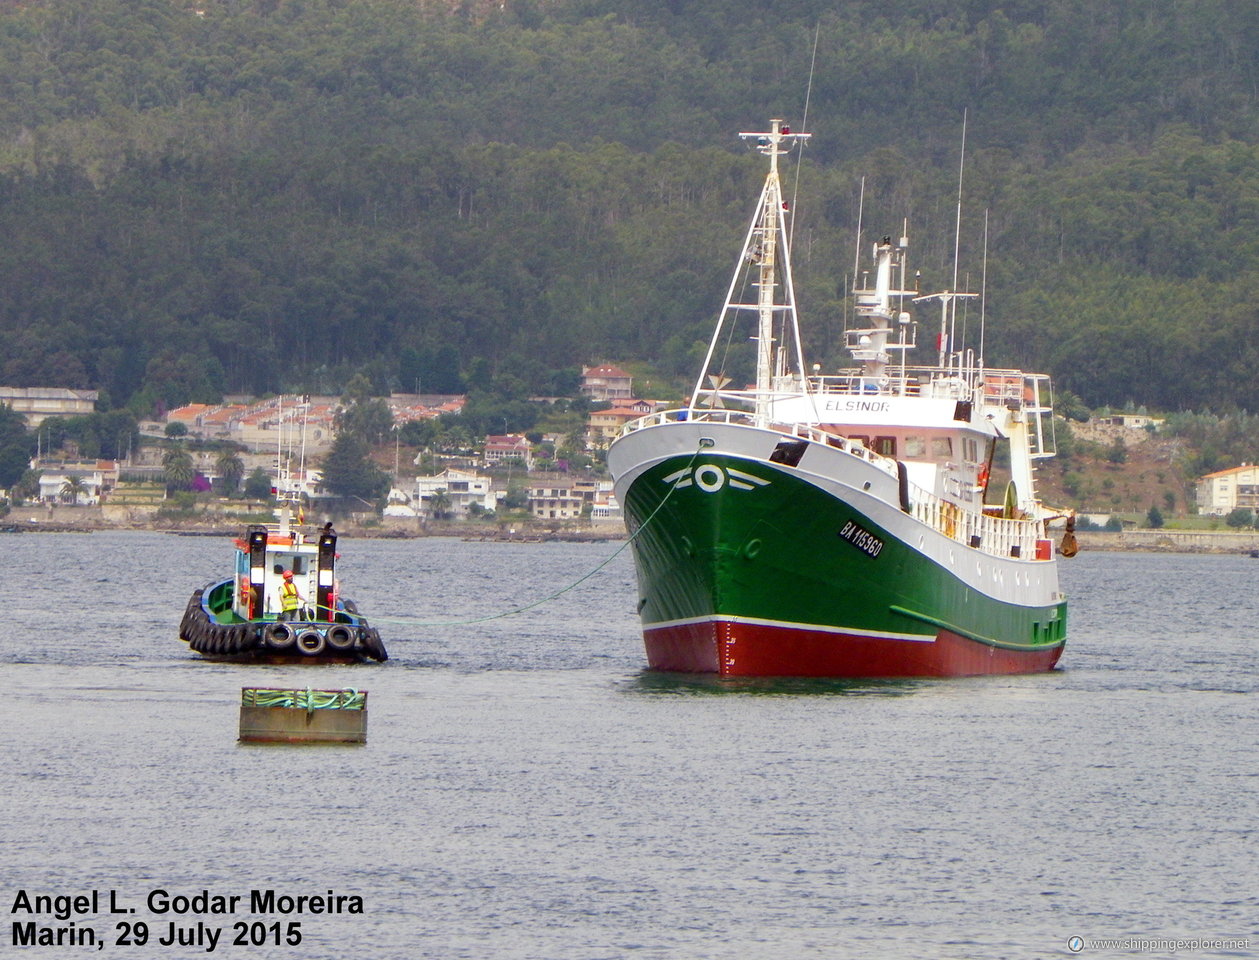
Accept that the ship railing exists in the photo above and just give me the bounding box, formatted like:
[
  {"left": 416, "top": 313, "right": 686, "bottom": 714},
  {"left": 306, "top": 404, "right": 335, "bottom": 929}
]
[
  {"left": 803, "top": 365, "right": 1056, "bottom": 410},
  {"left": 806, "top": 369, "right": 976, "bottom": 400},
  {"left": 618, "top": 407, "right": 756, "bottom": 436},
  {"left": 908, "top": 484, "right": 1044, "bottom": 560},
  {"left": 977, "top": 369, "right": 1053, "bottom": 407},
  {"left": 617, "top": 407, "right": 901, "bottom": 476},
  {"left": 239, "top": 517, "right": 315, "bottom": 548},
  {"left": 807, "top": 373, "right": 922, "bottom": 396}
]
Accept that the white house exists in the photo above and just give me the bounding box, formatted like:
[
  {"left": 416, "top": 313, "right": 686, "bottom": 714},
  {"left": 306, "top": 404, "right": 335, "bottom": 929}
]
[
  {"left": 34, "top": 459, "right": 119, "bottom": 504},
  {"left": 527, "top": 479, "right": 585, "bottom": 520},
  {"left": 580, "top": 364, "right": 634, "bottom": 402},
  {"left": 387, "top": 468, "right": 498, "bottom": 519},
  {"left": 1196, "top": 464, "right": 1259, "bottom": 516},
  {"left": 590, "top": 485, "right": 622, "bottom": 520},
  {"left": 483, "top": 434, "right": 534, "bottom": 470}
]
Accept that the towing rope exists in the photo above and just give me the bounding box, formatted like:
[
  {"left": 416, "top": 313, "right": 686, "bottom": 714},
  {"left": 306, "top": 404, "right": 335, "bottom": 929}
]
[{"left": 366, "top": 445, "right": 703, "bottom": 629}]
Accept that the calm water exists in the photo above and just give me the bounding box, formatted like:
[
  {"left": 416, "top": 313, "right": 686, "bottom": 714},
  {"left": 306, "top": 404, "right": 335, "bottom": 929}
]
[{"left": 2, "top": 532, "right": 1256, "bottom": 959}]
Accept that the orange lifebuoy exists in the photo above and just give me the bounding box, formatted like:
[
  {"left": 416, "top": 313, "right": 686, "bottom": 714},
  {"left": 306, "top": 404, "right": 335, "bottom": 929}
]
[
  {"left": 977, "top": 464, "right": 990, "bottom": 487},
  {"left": 238, "top": 576, "right": 252, "bottom": 615}
]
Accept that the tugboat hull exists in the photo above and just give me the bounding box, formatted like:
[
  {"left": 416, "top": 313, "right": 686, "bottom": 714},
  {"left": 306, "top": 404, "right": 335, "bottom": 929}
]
[{"left": 179, "top": 580, "right": 387, "bottom": 664}]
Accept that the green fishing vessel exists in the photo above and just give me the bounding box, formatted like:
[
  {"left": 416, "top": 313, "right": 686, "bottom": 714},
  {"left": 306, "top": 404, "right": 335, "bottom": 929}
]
[{"left": 607, "top": 120, "right": 1072, "bottom": 677}]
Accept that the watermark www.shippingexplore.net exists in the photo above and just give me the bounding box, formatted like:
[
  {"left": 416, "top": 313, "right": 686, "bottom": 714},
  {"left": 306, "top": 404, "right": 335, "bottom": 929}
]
[{"left": 1066, "top": 936, "right": 1252, "bottom": 954}]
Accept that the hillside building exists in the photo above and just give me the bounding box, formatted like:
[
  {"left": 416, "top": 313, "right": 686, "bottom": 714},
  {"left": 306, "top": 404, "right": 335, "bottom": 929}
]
[
  {"left": 580, "top": 365, "right": 634, "bottom": 402},
  {"left": 483, "top": 434, "right": 534, "bottom": 470},
  {"left": 1196, "top": 464, "right": 1259, "bottom": 516},
  {"left": 33, "top": 459, "right": 120, "bottom": 504},
  {"left": 387, "top": 468, "right": 497, "bottom": 519},
  {"left": 0, "top": 387, "right": 98, "bottom": 426},
  {"left": 528, "top": 478, "right": 586, "bottom": 520},
  {"left": 586, "top": 399, "right": 654, "bottom": 448}
]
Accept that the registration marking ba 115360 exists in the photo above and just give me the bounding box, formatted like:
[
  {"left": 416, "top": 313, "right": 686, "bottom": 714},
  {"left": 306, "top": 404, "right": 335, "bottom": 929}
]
[{"left": 838, "top": 519, "right": 884, "bottom": 558}]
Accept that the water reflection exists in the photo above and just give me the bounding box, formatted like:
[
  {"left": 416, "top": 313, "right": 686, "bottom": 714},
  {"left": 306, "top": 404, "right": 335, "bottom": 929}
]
[{"left": 624, "top": 670, "right": 927, "bottom": 697}]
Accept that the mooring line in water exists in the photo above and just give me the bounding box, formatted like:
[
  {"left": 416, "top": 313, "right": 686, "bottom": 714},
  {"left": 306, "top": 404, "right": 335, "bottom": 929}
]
[{"left": 368, "top": 444, "right": 704, "bottom": 629}]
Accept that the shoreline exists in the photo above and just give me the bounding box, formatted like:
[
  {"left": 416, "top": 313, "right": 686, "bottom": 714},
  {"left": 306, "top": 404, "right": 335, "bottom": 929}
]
[
  {"left": 0, "top": 508, "right": 627, "bottom": 543},
  {"left": 5, "top": 510, "right": 1259, "bottom": 552}
]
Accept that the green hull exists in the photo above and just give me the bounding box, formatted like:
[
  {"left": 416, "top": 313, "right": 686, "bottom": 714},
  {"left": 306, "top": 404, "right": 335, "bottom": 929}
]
[{"left": 620, "top": 447, "right": 1066, "bottom": 677}]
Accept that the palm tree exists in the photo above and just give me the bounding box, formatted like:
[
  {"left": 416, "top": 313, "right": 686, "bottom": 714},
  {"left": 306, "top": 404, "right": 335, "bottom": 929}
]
[
  {"left": 162, "top": 447, "right": 195, "bottom": 493},
  {"left": 215, "top": 449, "right": 246, "bottom": 496},
  {"left": 59, "top": 475, "right": 88, "bottom": 505},
  {"left": 428, "top": 488, "right": 453, "bottom": 520}
]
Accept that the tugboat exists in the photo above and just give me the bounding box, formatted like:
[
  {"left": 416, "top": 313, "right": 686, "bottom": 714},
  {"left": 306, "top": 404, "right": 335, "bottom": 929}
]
[
  {"left": 607, "top": 120, "right": 1072, "bottom": 678},
  {"left": 178, "top": 506, "right": 387, "bottom": 663}
]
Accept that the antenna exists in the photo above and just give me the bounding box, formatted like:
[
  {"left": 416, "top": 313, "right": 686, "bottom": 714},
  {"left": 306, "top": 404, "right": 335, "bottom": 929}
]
[
  {"left": 952, "top": 109, "right": 967, "bottom": 298},
  {"left": 843, "top": 176, "right": 866, "bottom": 349},
  {"left": 899, "top": 218, "right": 911, "bottom": 391},
  {"left": 297, "top": 394, "right": 309, "bottom": 518},
  {"left": 960, "top": 270, "right": 970, "bottom": 358},
  {"left": 950, "top": 109, "right": 968, "bottom": 368},
  {"left": 276, "top": 392, "right": 283, "bottom": 489},
  {"left": 788, "top": 22, "right": 821, "bottom": 247},
  {"left": 852, "top": 176, "right": 865, "bottom": 281},
  {"left": 979, "top": 208, "right": 989, "bottom": 370}
]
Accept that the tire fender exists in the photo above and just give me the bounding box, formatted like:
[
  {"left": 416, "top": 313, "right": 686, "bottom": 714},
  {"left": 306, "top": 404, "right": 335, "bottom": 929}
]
[
  {"left": 265, "top": 622, "right": 296, "bottom": 650},
  {"left": 326, "top": 624, "right": 355, "bottom": 651},
  {"left": 296, "top": 629, "right": 326, "bottom": 657}
]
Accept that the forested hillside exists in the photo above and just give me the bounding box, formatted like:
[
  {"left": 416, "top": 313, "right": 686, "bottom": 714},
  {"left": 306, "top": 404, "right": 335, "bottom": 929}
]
[{"left": 4, "top": 0, "right": 1259, "bottom": 415}]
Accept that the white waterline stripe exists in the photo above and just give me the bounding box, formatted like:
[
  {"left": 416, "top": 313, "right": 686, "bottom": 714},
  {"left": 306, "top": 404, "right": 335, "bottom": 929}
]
[{"left": 644, "top": 613, "right": 935, "bottom": 644}]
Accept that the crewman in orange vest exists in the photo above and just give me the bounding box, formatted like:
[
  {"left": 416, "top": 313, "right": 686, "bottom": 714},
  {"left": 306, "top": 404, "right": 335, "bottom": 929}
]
[{"left": 279, "top": 569, "right": 304, "bottom": 621}]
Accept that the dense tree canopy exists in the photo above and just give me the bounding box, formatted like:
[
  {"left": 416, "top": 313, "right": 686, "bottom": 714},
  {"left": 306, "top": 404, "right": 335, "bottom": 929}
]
[
  {"left": 0, "top": 404, "right": 32, "bottom": 488},
  {"left": 2, "top": 0, "right": 1259, "bottom": 413},
  {"left": 320, "top": 431, "right": 390, "bottom": 502}
]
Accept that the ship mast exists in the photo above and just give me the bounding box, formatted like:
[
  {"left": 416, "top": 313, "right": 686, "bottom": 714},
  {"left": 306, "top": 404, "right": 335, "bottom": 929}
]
[
  {"left": 689, "top": 119, "right": 810, "bottom": 426},
  {"left": 751, "top": 122, "right": 785, "bottom": 413},
  {"left": 849, "top": 233, "right": 919, "bottom": 393}
]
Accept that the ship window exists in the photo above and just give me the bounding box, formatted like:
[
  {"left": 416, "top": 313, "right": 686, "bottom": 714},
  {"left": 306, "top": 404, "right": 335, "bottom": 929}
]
[
  {"left": 874, "top": 436, "right": 896, "bottom": 456},
  {"left": 931, "top": 437, "right": 953, "bottom": 458},
  {"left": 769, "top": 438, "right": 809, "bottom": 467},
  {"left": 963, "top": 438, "right": 979, "bottom": 462},
  {"left": 291, "top": 557, "right": 306, "bottom": 575},
  {"left": 904, "top": 436, "right": 927, "bottom": 458},
  {"left": 849, "top": 435, "right": 870, "bottom": 448}
]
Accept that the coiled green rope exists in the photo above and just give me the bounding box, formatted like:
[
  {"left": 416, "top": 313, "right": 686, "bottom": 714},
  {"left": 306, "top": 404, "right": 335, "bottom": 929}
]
[{"left": 242, "top": 687, "right": 365, "bottom": 711}]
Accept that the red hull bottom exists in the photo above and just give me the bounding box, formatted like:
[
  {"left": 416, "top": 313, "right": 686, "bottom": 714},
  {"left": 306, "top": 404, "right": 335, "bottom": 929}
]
[{"left": 644, "top": 618, "right": 1063, "bottom": 678}]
